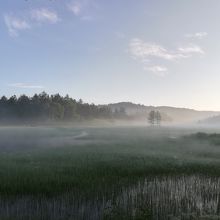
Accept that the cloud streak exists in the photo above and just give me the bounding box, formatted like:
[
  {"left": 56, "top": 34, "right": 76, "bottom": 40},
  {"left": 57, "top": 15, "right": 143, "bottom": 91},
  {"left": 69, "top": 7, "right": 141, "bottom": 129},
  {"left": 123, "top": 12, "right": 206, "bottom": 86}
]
[
  {"left": 129, "top": 38, "right": 205, "bottom": 76},
  {"left": 4, "top": 14, "right": 30, "bottom": 37},
  {"left": 129, "top": 38, "right": 203, "bottom": 62},
  {"left": 178, "top": 44, "right": 205, "bottom": 55},
  {"left": 8, "top": 83, "right": 44, "bottom": 89},
  {"left": 129, "top": 39, "right": 176, "bottom": 62},
  {"left": 67, "top": 1, "right": 82, "bottom": 16},
  {"left": 144, "top": 66, "right": 168, "bottom": 77},
  {"left": 4, "top": 8, "right": 60, "bottom": 37},
  {"left": 67, "top": 0, "right": 96, "bottom": 21},
  {"left": 31, "top": 8, "right": 60, "bottom": 24},
  {"left": 185, "top": 32, "right": 208, "bottom": 39}
]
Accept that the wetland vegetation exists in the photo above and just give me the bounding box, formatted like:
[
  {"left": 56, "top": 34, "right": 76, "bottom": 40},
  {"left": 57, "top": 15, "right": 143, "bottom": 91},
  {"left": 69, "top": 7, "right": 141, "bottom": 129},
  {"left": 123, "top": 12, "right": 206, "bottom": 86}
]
[{"left": 1, "top": 126, "right": 220, "bottom": 219}]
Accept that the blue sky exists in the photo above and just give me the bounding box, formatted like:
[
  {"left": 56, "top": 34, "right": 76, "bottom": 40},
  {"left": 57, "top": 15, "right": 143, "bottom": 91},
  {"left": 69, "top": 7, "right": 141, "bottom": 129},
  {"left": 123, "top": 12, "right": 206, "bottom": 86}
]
[{"left": 1, "top": 0, "right": 220, "bottom": 110}]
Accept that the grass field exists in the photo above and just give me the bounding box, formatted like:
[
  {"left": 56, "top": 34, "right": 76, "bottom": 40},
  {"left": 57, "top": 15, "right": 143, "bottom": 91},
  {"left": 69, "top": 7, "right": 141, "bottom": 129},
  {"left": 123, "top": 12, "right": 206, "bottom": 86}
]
[{"left": 1, "top": 126, "right": 220, "bottom": 219}]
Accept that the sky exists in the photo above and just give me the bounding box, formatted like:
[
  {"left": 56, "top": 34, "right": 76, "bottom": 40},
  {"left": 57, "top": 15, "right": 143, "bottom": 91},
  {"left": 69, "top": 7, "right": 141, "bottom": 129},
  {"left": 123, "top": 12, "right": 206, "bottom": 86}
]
[{"left": 1, "top": 0, "right": 220, "bottom": 110}]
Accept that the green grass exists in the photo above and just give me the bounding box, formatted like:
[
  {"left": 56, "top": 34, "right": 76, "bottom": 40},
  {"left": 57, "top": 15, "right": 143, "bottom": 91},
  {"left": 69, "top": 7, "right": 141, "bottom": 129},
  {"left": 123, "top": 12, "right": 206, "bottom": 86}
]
[
  {"left": 1, "top": 126, "right": 220, "bottom": 219},
  {"left": 0, "top": 127, "right": 216, "bottom": 195},
  {"left": 0, "top": 127, "right": 217, "bottom": 195}
]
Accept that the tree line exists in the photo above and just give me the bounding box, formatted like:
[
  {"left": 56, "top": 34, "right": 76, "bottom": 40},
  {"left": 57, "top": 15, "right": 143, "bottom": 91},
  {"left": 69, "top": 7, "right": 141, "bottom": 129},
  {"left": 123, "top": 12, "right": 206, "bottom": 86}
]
[{"left": 0, "top": 92, "right": 127, "bottom": 124}]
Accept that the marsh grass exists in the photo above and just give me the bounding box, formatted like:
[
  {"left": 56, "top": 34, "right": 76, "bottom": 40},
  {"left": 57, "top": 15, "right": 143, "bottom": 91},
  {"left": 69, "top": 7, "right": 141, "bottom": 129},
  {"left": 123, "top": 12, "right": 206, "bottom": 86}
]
[{"left": 1, "top": 127, "right": 220, "bottom": 219}]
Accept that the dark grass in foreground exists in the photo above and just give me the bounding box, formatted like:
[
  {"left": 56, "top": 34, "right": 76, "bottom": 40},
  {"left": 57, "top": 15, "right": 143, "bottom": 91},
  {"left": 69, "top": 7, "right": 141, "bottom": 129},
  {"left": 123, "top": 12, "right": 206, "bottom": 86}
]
[{"left": 1, "top": 126, "right": 220, "bottom": 219}]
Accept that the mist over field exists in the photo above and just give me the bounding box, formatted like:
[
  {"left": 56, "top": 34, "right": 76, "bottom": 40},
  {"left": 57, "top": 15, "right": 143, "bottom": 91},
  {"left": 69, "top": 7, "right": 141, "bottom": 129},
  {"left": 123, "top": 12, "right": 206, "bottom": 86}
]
[
  {"left": 2, "top": 0, "right": 220, "bottom": 219},
  {"left": 0, "top": 125, "right": 220, "bottom": 219},
  {"left": 0, "top": 96, "right": 220, "bottom": 219},
  {"left": 0, "top": 93, "right": 219, "bottom": 128}
]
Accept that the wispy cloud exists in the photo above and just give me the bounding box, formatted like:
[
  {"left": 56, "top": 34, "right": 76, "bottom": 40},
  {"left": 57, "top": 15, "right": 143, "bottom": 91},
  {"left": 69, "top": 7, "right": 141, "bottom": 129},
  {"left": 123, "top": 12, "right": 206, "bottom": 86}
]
[
  {"left": 67, "top": 1, "right": 82, "bottom": 16},
  {"left": 67, "top": 0, "right": 96, "bottom": 21},
  {"left": 8, "top": 83, "right": 44, "bottom": 89},
  {"left": 129, "top": 38, "right": 205, "bottom": 76},
  {"left": 144, "top": 66, "right": 168, "bottom": 77},
  {"left": 4, "top": 8, "right": 60, "bottom": 37},
  {"left": 178, "top": 44, "right": 205, "bottom": 55},
  {"left": 31, "top": 8, "right": 60, "bottom": 24},
  {"left": 129, "top": 38, "right": 186, "bottom": 62},
  {"left": 129, "top": 38, "right": 204, "bottom": 62},
  {"left": 185, "top": 32, "right": 208, "bottom": 39},
  {"left": 4, "top": 14, "right": 30, "bottom": 37}
]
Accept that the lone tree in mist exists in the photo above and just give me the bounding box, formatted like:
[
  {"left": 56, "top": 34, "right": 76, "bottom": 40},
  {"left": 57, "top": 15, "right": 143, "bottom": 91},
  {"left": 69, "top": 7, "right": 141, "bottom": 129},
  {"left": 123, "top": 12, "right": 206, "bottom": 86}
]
[
  {"left": 155, "top": 111, "right": 161, "bottom": 126},
  {"left": 148, "top": 111, "right": 155, "bottom": 126},
  {"left": 148, "top": 110, "right": 161, "bottom": 126}
]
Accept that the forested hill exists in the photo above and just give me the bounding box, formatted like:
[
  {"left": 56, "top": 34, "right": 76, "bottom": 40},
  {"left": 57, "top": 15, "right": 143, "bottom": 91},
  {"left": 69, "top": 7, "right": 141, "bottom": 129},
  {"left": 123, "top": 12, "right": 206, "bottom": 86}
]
[
  {"left": 199, "top": 115, "right": 220, "bottom": 125},
  {"left": 0, "top": 94, "right": 218, "bottom": 125},
  {"left": 0, "top": 93, "right": 127, "bottom": 124},
  {"left": 108, "top": 102, "right": 219, "bottom": 123}
]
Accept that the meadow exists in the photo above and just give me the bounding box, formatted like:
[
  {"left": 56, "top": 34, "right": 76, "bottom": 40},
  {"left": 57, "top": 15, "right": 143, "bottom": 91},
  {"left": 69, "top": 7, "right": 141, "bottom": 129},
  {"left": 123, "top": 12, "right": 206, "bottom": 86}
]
[{"left": 1, "top": 126, "right": 220, "bottom": 219}]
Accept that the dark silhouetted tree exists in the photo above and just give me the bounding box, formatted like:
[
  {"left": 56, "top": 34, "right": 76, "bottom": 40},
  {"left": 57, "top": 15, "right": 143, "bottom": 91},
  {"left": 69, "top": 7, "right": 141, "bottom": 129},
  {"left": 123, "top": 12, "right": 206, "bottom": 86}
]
[
  {"left": 148, "top": 110, "right": 155, "bottom": 126},
  {"left": 148, "top": 110, "right": 161, "bottom": 126}
]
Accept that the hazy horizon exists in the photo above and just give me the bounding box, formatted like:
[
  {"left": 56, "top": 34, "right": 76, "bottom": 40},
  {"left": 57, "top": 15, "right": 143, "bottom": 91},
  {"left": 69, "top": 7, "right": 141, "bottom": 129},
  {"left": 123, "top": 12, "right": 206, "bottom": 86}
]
[
  {"left": 1, "top": 92, "right": 219, "bottom": 112},
  {"left": 1, "top": 0, "right": 220, "bottom": 111}
]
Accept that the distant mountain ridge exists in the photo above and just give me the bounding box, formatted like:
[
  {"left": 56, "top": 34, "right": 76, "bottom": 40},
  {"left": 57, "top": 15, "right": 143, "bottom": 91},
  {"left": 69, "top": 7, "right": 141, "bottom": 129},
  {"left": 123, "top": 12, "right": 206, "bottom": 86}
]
[
  {"left": 107, "top": 102, "right": 220, "bottom": 123},
  {"left": 199, "top": 115, "right": 220, "bottom": 125}
]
